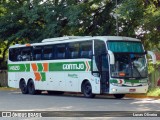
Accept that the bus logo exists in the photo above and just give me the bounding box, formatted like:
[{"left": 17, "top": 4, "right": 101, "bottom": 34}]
[
  {"left": 9, "top": 66, "right": 20, "bottom": 71},
  {"left": 63, "top": 64, "right": 84, "bottom": 70}
]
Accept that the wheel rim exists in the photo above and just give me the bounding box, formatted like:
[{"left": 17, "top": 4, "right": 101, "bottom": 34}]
[
  {"left": 20, "top": 81, "right": 26, "bottom": 92},
  {"left": 29, "top": 82, "right": 34, "bottom": 93},
  {"left": 84, "top": 83, "right": 91, "bottom": 95}
]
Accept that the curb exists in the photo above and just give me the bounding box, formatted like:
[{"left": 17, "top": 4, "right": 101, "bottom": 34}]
[{"left": 125, "top": 94, "right": 160, "bottom": 99}]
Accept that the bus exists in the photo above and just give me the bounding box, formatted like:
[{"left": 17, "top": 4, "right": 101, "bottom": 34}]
[{"left": 8, "top": 36, "right": 156, "bottom": 99}]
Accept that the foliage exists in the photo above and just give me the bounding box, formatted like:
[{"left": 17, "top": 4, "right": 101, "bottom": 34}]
[
  {"left": 116, "top": 0, "right": 160, "bottom": 50},
  {"left": 148, "top": 61, "right": 160, "bottom": 74},
  {"left": 147, "top": 88, "right": 160, "bottom": 96},
  {"left": 0, "top": 0, "right": 119, "bottom": 69},
  {"left": 0, "top": 0, "right": 160, "bottom": 69}
]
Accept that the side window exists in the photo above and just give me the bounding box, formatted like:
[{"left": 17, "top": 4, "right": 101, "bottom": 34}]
[
  {"left": 43, "top": 46, "right": 53, "bottom": 60},
  {"left": 80, "top": 41, "right": 92, "bottom": 58},
  {"left": 56, "top": 44, "right": 66, "bottom": 59},
  {"left": 33, "top": 46, "right": 42, "bottom": 60},
  {"left": 94, "top": 40, "right": 106, "bottom": 56},
  {"left": 68, "top": 43, "right": 80, "bottom": 59},
  {"left": 21, "top": 47, "right": 32, "bottom": 61},
  {"left": 9, "top": 48, "right": 21, "bottom": 61},
  {"left": 94, "top": 40, "right": 108, "bottom": 71}
]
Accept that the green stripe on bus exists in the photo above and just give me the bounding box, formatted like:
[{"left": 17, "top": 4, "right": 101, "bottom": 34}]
[
  {"left": 8, "top": 64, "right": 30, "bottom": 72},
  {"left": 40, "top": 72, "right": 46, "bottom": 81},
  {"left": 49, "top": 61, "right": 91, "bottom": 71},
  {"left": 110, "top": 79, "right": 148, "bottom": 84},
  {"left": 25, "top": 64, "right": 30, "bottom": 72},
  {"left": 37, "top": 63, "right": 43, "bottom": 71},
  {"left": 8, "top": 61, "right": 91, "bottom": 72}
]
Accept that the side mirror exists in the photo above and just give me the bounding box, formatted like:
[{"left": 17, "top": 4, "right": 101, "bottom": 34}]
[
  {"left": 108, "top": 50, "right": 115, "bottom": 65},
  {"left": 147, "top": 51, "right": 156, "bottom": 64}
]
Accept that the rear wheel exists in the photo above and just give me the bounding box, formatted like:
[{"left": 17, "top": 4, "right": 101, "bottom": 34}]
[
  {"left": 19, "top": 80, "right": 28, "bottom": 94},
  {"left": 113, "top": 94, "right": 125, "bottom": 99},
  {"left": 27, "top": 80, "right": 41, "bottom": 95},
  {"left": 82, "top": 81, "right": 95, "bottom": 98}
]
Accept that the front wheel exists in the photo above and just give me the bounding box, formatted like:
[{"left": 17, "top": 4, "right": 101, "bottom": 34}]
[
  {"left": 82, "top": 81, "right": 95, "bottom": 98},
  {"left": 113, "top": 94, "right": 125, "bottom": 99}
]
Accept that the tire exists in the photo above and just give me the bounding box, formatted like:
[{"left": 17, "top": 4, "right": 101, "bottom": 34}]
[
  {"left": 27, "top": 80, "right": 38, "bottom": 95},
  {"left": 113, "top": 94, "right": 125, "bottom": 99},
  {"left": 19, "top": 80, "right": 28, "bottom": 94},
  {"left": 82, "top": 81, "right": 95, "bottom": 98},
  {"left": 47, "top": 91, "right": 64, "bottom": 95}
]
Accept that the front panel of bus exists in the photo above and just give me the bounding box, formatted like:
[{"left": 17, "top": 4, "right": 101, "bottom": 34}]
[{"left": 107, "top": 41, "right": 148, "bottom": 94}]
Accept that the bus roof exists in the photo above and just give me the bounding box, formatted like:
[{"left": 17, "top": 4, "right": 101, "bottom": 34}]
[{"left": 9, "top": 36, "right": 141, "bottom": 48}]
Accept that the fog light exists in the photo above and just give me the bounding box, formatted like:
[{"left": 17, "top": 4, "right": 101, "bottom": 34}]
[{"left": 112, "top": 88, "right": 117, "bottom": 92}]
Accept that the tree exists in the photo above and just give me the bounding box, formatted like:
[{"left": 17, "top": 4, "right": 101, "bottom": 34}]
[
  {"left": 0, "top": 0, "right": 132, "bottom": 69},
  {"left": 116, "top": 0, "right": 160, "bottom": 50}
]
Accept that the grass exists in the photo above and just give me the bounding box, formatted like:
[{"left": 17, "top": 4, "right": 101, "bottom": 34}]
[{"left": 147, "top": 88, "right": 160, "bottom": 97}]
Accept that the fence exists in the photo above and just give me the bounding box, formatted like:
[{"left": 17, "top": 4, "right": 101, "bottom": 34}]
[{"left": 0, "top": 70, "right": 8, "bottom": 87}]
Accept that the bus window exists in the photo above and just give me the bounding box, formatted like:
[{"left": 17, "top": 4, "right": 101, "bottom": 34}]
[
  {"left": 94, "top": 40, "right": 107, "bottom": 71},
  {"left": 33, "top": 46, "right": 42, "bottom": 60},
  {"left": 68, "top": 43, "right": 80, "bottom": 59},
  {"left": 80, "top": 41, "right": 92, "bottom": 58},
  {"left": 56, "top": 44, "right": 66, "bottom": 59},
  {"left": 43, "top": 46, "right": 53, "bottom": 60},
  {"left": 21, "top": 47, "right": 32, "bottom": 61},
  {"left": 9, "top": 48, "right": 21, "bottom": 61}
]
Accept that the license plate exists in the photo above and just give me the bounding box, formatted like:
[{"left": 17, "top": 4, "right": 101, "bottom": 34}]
[{"left": 129, "top": 89, "right": 136, "bottom": 92}]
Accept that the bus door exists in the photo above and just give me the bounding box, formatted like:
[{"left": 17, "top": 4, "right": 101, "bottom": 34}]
[
  {"left": 100, "top": 54, "right": 109, "bottom": 93},
  {"left": 93, "top": 40, "right": 109, "bottom": 93}
]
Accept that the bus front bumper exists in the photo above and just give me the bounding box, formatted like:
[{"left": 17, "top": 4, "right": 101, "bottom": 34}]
[{"left": 109, "top": 84, "right": 148, "bottom": 94}]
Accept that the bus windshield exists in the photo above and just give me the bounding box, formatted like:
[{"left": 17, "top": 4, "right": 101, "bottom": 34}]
[
  {"left": 107, "top": 41, "right": 147, "bottom": 78},
  {"left": 110, "top": 53, "right": 147, "bottom": 78}
]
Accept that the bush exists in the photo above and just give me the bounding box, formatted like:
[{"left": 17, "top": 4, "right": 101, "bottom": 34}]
[{"left": 147, "top": 88, "right": 160, "bottom": 96}]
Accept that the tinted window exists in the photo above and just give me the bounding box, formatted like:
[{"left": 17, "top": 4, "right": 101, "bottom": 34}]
[
  {"left": 43, "top": 46, "right": 53, "bottom": 60},
  {"left": 107, "top": 41, "right": 144, "bottom": 53},
  {"left": 56, "top": 44, "right": 66, "bottom": 59},
  {"left": 94, "top": 40, "right": 107, "bottom": 71},
  {"left": 9, "top": 48, "right": 21, "bottom": 61},
  {"left": 94, "top": 40, "right": 106, "bottom": 56},
  {"left": 33, "top": 46, "right": 42, "bottom": 60},
  {"left": 68, "top": 43, "right": 80, "bottom": 59},
  {"left": 21, "top": 47, "right": 32, "bottom": 61},
  {"left": 80, "top": 41, "right": 92, "bottom": 58}
]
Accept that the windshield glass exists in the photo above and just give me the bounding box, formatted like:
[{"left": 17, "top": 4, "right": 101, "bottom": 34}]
[
  {"left": 110, "top": 53, "right": 147, "bottom": 78},
  {"left": 108, "top": 41, "right": 144, "bottom": 53}
]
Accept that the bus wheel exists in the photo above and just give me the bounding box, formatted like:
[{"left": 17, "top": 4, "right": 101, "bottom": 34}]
[
  {"left": 113, "top": 94, "right": 125, "bottom": 99},
  {"left": 19, "top": 80, "right": 28, "bottom": 94},
  {"left": 82, "top": 81, "right": 95, "bottom": 98},
  {"left": 27, "top": 80, "right": 37, "bottom": 95}
]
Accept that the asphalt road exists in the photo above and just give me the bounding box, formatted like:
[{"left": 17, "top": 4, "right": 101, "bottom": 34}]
[
  {"left": 0, "top": 89, "right": 160, "bottom": 111},
  {"left": 0, "top": 89, "right": 160, "bottom": 119}
]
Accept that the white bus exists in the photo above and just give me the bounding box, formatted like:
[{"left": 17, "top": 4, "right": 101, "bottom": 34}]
[{"left": 8, "top": 36, "right": 156, "bottom": 98}]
